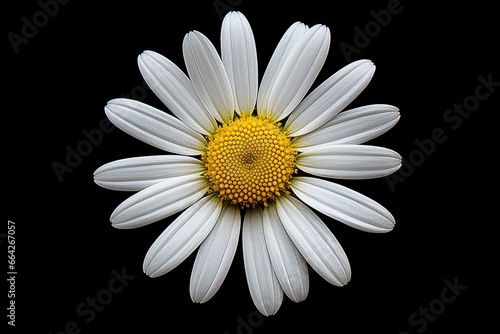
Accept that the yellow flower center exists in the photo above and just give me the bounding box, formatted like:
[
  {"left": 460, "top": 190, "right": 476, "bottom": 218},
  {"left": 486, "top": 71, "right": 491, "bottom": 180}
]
[{"left": 203, "top": 113, "right": 297, "bottom": 208}]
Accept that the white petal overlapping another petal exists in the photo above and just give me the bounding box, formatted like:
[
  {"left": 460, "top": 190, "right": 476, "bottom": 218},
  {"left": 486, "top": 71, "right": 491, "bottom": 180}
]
[
  {"left": 296, "top": 144, "right": 402, "bottom": 179},
  {"left": 183, "top": 31, "right": 235, "bottom": 123},
  {"left": 190, "top": 204, "right": 241, "bottom": 304},
  {"left": 263, "top": 203, "right": 309, "bottom": 303},
  {"left": 285, "top": 60, "right": 376, "bottom": 137},
  {"left": 243, "top": 208, "right": 283, "bottom": 316},
  {"left": 143, "top": 194, "right": 221, "bottom": 278},
  {"left": 258, "top": 23, "right": 330, "bottom": 121},
  {"left": 293, "top": 104, "right": 400, "bottom": 148},
  {"left": 94, "top": 155, "right": 205, "bottom": 191},
  {"left": 110, "top": 174, "right": 208, "bottom": 229},
  {"left": 138, "top": 50, "right": 217, "bottom": 135},
  {"left": 276, "top": 195, "right": 351, "bottom": 286},
  {"left": 105, "top": 98, "right": 206, "bottom": 156},
  {"left": 292, "top": 177, "right": 395, "bottom": 233},
  {"left": 257, "top": 22, "right": 308, "bottom": 119}
]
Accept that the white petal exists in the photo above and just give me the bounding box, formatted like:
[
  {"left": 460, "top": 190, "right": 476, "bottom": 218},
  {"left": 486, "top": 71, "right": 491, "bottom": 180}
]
[
  {"left": 285, "top": 60, "right": 376, "bottom": 137},
  {"left": 257, "top": 22, "right": 308, "bottom": 119},
  {"left": 143, "top": 194, "right": 221, "bottom": 277},
  {"left": 94, "top": 155, "right": 205, "bottom": 191},
  {"left": 291, "top": 177, "right": 395, "bottom": 233},
  {"left": 183, "top": 31, "right": 234, "bottom": 123},
  {"left": 276, "top": 195, "right": 351, "bottom": 286},
  {"left": 296, "top": 144, "right": 402, "bottom": 179},
  {"left": 293, "top": 104, "right": 400, "bottom": 148},
  {"left": 258, "top": 24, "right": 330, "bottom": 121},
  {"left": 110, "top": 174, "right": 208, "bottom": 229},
  {"left": 105, "top": 98, "right": 206, "bottom": 156},
  {"left": 262, "top": 203, "right": 309, "bottom": 303},
  {"left": 138, "top": 51, "right": 217, "bottom": 135},
  {"left": 221, "top": 11, "right": 258, "bottom": 114},
  {"left": 243, "top": 208, "right": 283, "bottom": 316},
  {"left": 190, "top": 204, "right": 241, "bottom": 303}
]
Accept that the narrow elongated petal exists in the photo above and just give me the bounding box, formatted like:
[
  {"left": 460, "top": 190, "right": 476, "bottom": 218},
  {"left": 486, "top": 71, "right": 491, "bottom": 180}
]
[
  {"left": 285, "top": 60, "right": 376, "bottom": 137},
  {"left": 138, "top": 51, "right": 217, "bottom": 135},
  {"left": 296, "top": 145, "right": 402, "bottom": 179},
  {"left": 105, "top": 98, "right": 206, "bottom": 156},
  {"left": 293, "top": 104, "right": 400, "bottom": 149},
  {"left": 243, "top": 208, "right": 283, "bottom": 316},
  {"left": 190, "top": 204, "right": 241, "bottom": 303},
  {"left": 276, "top": 195, "right": 351, "bottom": 286},
  {"left": 183, "top": 31, "right": 234, "bottom": 123},
  {"left": 94, "top": 155, "right": 205, "bottom": 191},
  {"left": 263, "top": 203, "right": 309, "bottom": 302},
  {"left": 110, "top": 175, "right": 208, "bottom": 229},
  {"left": 258, "top": 25, "right": 330, "bottom": 122},
  {"left": 292, "top": 177, "right": 395, "bottom": 233},
  {"left": 143, "top": 194, "right": 221, "bottom": 277},
  {"left": 257, "top": 22, "right": 309, "bottom": 119},
  {"left": 221, "top": 11, "right": 258, "bottom": 114}
]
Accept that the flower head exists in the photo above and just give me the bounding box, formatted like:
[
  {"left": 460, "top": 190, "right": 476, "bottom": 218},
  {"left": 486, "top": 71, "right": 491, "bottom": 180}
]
[
  {"left": 203, "top": 113, "right": 297, "bottom": 208},
  {"left": 94, "top": 11, "right": 401, "bottom": 315}
]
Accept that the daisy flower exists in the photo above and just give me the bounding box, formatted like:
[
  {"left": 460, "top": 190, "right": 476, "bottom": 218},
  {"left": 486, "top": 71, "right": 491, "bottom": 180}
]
[{"left": 94, "top": 11, "right": 401, "bottom": 315}]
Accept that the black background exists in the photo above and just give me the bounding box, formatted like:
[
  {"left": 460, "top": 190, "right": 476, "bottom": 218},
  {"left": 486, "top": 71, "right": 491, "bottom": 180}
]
[{"left": 5, "top": 0, "right": 498, "bottom": 333}]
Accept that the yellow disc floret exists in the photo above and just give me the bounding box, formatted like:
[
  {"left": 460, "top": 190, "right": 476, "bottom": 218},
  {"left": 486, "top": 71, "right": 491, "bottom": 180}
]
[{"left": 203, "top": 114, "right": 297, "bottom": 208}]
